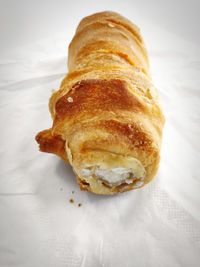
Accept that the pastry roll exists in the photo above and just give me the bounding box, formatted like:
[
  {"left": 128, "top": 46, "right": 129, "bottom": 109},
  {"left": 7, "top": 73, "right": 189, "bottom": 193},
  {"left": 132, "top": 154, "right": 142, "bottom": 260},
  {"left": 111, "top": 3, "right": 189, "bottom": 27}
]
[{"left": 36, "top": 11, "right": 165, "bottom": 195}]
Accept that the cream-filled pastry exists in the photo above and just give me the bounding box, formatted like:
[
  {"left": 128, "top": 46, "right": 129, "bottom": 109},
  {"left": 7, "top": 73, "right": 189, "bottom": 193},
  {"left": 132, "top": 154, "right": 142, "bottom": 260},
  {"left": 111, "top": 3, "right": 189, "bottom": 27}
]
[{"left": 36, "top": 11, "right": 165, "bottom": 194}]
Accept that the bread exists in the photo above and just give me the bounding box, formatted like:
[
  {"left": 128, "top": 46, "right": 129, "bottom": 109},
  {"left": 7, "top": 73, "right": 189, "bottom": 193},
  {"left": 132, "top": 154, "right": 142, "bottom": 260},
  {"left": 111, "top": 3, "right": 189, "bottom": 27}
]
[{"left": 35, "top": 11, "right": 165, "bottom": 195}]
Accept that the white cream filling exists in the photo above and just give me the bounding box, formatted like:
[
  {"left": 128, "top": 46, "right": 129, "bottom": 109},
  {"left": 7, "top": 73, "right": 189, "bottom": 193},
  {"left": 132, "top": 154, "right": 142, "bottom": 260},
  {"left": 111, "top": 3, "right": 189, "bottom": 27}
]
[
  {"left": 95, "top": 167, "right": 132, "bottom": 183},
  {"left": 80, "top": 158, "right": 145, "bottom": 186},
  {"left": 82, "top": 167, "right": 132, "bottom": 184},
  {"left": 66, "top": 143, "right": 146, "bottom": 188}
]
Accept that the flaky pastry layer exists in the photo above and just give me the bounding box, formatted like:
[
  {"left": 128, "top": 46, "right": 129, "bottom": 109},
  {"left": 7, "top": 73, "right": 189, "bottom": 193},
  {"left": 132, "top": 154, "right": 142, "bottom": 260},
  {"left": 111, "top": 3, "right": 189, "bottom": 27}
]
[{"left": 36, "top": 11, "right": 165, "bottom": 194}]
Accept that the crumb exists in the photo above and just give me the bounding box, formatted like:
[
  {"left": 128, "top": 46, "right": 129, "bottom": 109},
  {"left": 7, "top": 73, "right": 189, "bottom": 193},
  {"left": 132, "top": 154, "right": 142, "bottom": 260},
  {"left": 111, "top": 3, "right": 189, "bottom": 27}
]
[
  {"left": 78, "top": 203, "right": 82, "bottom": 207},
  {"left": 60, "top": 187, "right": 63, "bottom": 191},
  {"left": 67, "top": 97, "right": 73, "bottom": 103},
  {"left": 69, "top": 198, "right": 74, "bottom": 203},
  {"left": 108, "top": 22, "right": 115, "bottom": 28},
  {"left": 72, "top": 191, "right": 75, "bottom": 194},
  {"left": 134, "top": 140, "right": 139, "bottom": 146}
]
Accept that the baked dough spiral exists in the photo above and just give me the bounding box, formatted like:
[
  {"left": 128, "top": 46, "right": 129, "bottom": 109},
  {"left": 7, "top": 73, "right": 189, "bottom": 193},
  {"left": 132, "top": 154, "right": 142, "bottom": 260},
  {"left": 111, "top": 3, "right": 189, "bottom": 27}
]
[{"left": 36, "top": 11, "right": 165, "bottom": 195}]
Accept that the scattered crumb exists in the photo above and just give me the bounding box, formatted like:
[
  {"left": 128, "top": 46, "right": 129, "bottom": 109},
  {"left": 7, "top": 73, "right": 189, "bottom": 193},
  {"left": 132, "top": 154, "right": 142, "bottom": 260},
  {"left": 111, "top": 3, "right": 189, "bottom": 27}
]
[
  {"left": 67, "top": 97, "right": 73, "bottom": 103},
  {"left": 60, "top": 187, "right": 63, "bottom": 191},
  {"left": 69, "top": 198, "right": 74, "bottom": 203},
  {"left": 78, "top": 203, "right": 82, "bottom": 207},
  {"left": 134, "top": 140, "right": 139, "bottom": 146},
  {"left": 72, "top": 191, "right": 75, "bottom": 194},
  {"left": 134, "top": 180, "right": 144, "bottom": 188}
]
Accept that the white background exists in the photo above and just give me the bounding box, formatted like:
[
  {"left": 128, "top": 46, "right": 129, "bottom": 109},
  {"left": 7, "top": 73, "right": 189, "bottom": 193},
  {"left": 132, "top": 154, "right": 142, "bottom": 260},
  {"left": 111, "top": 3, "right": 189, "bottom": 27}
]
[{"left": 0, "top": 1, "right": 200, "bottom": 267}]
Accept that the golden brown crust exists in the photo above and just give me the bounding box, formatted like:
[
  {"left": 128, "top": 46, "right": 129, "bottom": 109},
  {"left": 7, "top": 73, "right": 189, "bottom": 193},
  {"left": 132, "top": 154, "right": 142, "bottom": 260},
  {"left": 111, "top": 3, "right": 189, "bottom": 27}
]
[
  {"left": 69, "top": 11, "right": 149, "bottom": 74},
  {"left": 35, "top": 11, "right": 165, "bottom": 194},
  {"left": 55, "top": 79, "right": 145, "bottom": 119},
  {"left": 35, "top": 129, "right": 67, "bottom": 161},
  {"left": 98, "top": 119, "right": 153, "bottom": 151}
]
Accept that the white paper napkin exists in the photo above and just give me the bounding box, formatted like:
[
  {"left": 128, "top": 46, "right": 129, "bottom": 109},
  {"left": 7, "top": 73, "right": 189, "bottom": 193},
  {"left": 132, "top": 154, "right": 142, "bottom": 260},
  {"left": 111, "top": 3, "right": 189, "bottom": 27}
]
[{"left": 0, "top": 17, "right": 200, "bottom": 267}]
